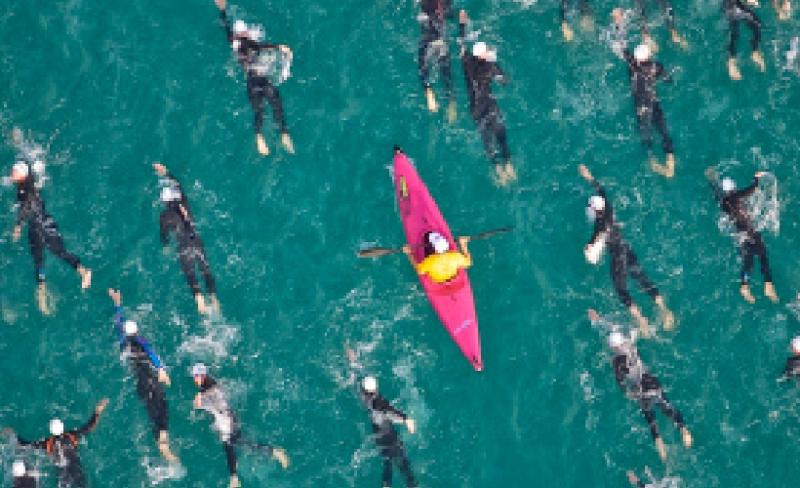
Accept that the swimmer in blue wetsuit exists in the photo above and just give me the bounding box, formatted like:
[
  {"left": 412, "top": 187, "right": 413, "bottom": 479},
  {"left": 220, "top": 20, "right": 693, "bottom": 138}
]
[{"left": 107, "top": 288, "right": 178, "bottom": 463}]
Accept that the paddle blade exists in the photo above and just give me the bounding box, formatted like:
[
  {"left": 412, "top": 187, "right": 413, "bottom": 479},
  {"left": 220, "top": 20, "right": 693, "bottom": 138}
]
[
  {"left": 357, "top": 247, "right": 402, "bottom": 258},
  {"left": 470, "top": 226, "right": 513, "bottom": 241}
]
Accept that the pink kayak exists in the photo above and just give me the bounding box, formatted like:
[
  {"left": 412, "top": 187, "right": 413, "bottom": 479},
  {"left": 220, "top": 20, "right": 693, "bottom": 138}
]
[{"left": 392, "top": 148, "right": 482, "bottom": 371}]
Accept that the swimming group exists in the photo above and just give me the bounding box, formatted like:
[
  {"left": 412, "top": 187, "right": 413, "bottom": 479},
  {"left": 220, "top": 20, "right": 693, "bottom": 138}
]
[{"left": 2, "top": 0, "right": 799, "bottom": 487}]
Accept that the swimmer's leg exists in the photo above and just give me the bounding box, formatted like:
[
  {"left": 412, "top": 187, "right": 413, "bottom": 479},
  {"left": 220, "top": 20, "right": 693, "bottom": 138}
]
[
  {"left": 394, "top": 452, "right": 418, "bottom": 488},
  {"left": 650, "top": 103, "right": 675, "bottom": 177},
  {"left": 739, "top": 240, "right": 757, "bottom": 303},
  {"left": 753, "top": 234, "right": 778, "bottom": 302},
  {"left": 742, "top": 7, "right": 765, "bottom": 70},
  {"left": 179, "top": 249, "right": 206, "bottom": 313},
  {"left": 43, "top": 227, "right": 91, "bottom": 289},
  {"left": 263, "top": 81, "right": 293, "bottom": 153},
  {"left": 562, "top": 0, "right": 575, "bottom": 40},
  {"left": 28, "top": 227, "right": 50, "bottom": 315},
  {"left": 382, "top": 456, "right": 394, "bottom": 488},
  {"left": 639, "top": 400, "right": 667, "bottom": 460},
  {"left": 656, "top": 392, "right": 692, "bottom": 447},
  {"left": 247, "top": 76, "right": 269, "bottom": 155}
]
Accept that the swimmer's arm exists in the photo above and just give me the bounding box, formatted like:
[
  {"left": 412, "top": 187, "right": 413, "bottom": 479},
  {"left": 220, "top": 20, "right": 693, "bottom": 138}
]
[
  {"left": 137, "top": 337, "right": 164, "bottom": 370},
  {"left": 108, "top": 289, "right": 126, "bottom": 344},
  {"left": 457, "top": 10, "right": 469, "bottom": 57},
  {"left": 215, "top": 0, "right": 234, "bottom": 43}
]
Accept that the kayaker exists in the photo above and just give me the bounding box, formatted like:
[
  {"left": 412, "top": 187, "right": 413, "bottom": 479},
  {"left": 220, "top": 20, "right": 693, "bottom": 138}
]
[
  {"left": 8, "top": 158, "right": 92, "bottom": 315},
  {"left": 192, "top": 363, "right": 289, "bottom": 488},
  {"left": 213, "top": 0, "right": 295, "bottom": 156},
  {"left": 346, "top": 349, "right": 418, "bottom": 488},
  {"left": 418, "top": 0, "right": 456, "bottom": 121},
  {"left": 154, "top": 162, "right": 219, "bottom": 315},
  {"left": 6, "top": 399, "right": 109, "bottom": 488},
  {"left": 457, "top": 9, "right": 516, "bottom": 186},
  {"left": 107, "top": 288, "right": 178, "bottom": 463},
  {"left": 580, "top": 165, "right": 674, "bottom": 336},
  {"left": 402, "top": 232, "right": 471, "bottom": 284},
  {"left": 706, "top": 169, "right": 777, "bottom": 304},
  {"left": 782, "top": 336, "right": 800, "bottom": 378},
  {"left": 724, "top": 0, "right": 765, "bottom": 80},
  {"left": 603, "top": 329, "right": 692, "bottom": 461},
  {"left": 621, "top": 43, "right": 676, "bottom": 178}
]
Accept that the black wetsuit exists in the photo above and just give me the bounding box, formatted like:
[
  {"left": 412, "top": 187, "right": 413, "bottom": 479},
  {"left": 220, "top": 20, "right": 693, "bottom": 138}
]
[
  {"left": 613, "top": 352, "right": 685, "bottom": 441},
  {"left": 14, "top": 169, "right": 82, "bottom": 284},
  {"left": 587, "top": 180, "right": 660, "bottom": 308},
  {"left": 17, "top": 412, "right": 100, "bottom": 488},
  {"left": 419, "top": 0, "right": 454, "bottom": 99},
  {"left": 724, "top": 0, "right": 761, "bottom": 57},
  {"left": 622, "top": 50, "right": 673, "bottom": 156},
  {"left": 718, "top": 177, "right": 772, "bottom": 286},
  {"left": 561, "top": 0, "right": 591, "bottom": 23},
  {"left": 635, "top": 0, "right": 676, "bottom": 34},
  {"left": 219, "top": 9, "right": 288, "bottom": 137},
  {"left": 458, "top": 23, "right": 511, "bottom": 166},
  {"left": 12, "top": 463, "right": 39, "bottom": 488},
  {"left": 784, "top": 355, "right": 800, "bottom": 377},
  {"left": 197, "top": 376, "right": 275, "bottom": 478},
  {"left": 358, "top": 386, "right": 417, "bottom": 488},
  {"left": 112, "top": 306, "right": 169, "bottom": 439},
  {"left": 159, "top": 172, "right": 216, "bottom": 298}
]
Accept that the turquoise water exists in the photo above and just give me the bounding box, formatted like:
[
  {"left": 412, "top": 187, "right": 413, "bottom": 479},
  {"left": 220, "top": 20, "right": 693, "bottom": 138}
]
[{"left": 2, "top": 0, "right": 800, "bottom": 487}]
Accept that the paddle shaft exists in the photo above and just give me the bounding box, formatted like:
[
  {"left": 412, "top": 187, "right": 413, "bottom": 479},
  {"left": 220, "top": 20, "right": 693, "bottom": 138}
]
[{"left": 358, "top": 226, "right": 513, "bottom": 258}]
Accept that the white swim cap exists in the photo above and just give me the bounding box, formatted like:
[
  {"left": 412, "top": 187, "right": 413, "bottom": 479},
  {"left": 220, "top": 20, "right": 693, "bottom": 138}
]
[
  {"left": 791, "top": 336, "right": 800, "bottom": 354},
  {"left": 12, "top": 162, "right": 29, "bottom": 178},
  {"left": 589, "top": 195, "right": 606, "bottom": 212},
  {"left": 123, "top": 320, "right": 138, "bottom": 336},
  {"left": 49, "top": 418, "right": 64, "bottom": 436},
  {"left": 247, "top": 26, "right": 264, "bottom": 41},
  {"left": 160, "top": 186, "right": 181, "bottom": 203},
  {"left": 634, "top": 43, "right": 651, "bottom": 62},
  {"left": 721, "top": 178, "right": 736, "bottom": 193},
  {"left": 192, "top": 363, "right": 208, "bottom": 377},
  {"left": 12, "top": 460, "right": 26, "bottom": 478},
  {"left": 472, "top": 41, "right": 488, "bottom": 58},
  {"left": 608, "top": 331, "right": 626, "bottom": 350},
  {"left": 233, "top": 20, "right": 247, "bottom": 35},
  {"left": 428, "top": 232, "right": 450, "bottom": 254},
  {"left": 362, "top": 375, "right": 377, "bottom": 393}
]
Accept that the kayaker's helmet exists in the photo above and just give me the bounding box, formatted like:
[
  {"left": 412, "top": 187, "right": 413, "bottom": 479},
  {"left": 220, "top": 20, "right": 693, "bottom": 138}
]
[
  {"left": 608, "top": 331, "right": 626, "bottom": 351},
  {"left": 233, "top": 20, "right": 248, "bottom": 36},
  {"left": 721, "top": 178, "right": 736, "bottom": 194},
  {"left": 588, "top": 195, "right": 606, "bottom": 213},
  {"left": 160, "top": 186, "right": 181, "bottom": 203},
  {"left": 634, "top": 43, "right": 651, "bottom": 63},
  {"left": 49, "top": 418, "right": 64, "bottom": 436},
  {"left": 472, "top": 41, "right": 488, "bottom": 58},
  {"left": 123, "top": 320, "right": 138, "bottom": 336},
  {"left": 12, "top": 460, "right": 26, "bottom": 478},
  {"left": 791, "top": 336, "right": 800, "bottom": 354},
  {"left": 428, "top": 232, "right": 450, "bottom": 254},
  {"left": 362, "top": 376, "right": 378, "bottom": 394}
]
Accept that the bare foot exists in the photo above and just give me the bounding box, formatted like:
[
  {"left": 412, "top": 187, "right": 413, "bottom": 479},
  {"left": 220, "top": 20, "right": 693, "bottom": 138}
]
[
  {"left": 765, "top": 282, "right": 779, "bottom": 303},
  {"left": 229, "top": 475, "right": 241, "bottom": 488},
  {"left": 447, "top": 99, "right": 457, "bottom": 123},
  {"left": 37, "top": 284, "right": 51, "bottom": 316},
  {"left": 681, "top": 427, "right": 693, "bottom": 448},
  {"left": 740, "top": 284, "right": 756, "bottom": 304},
  {"left": 425, "top": 87, "right": 438, "bottom": 113},
  {"left": 78, "top": 266, "right": 92, "bottom": 290},
  {"left": 562, "top": 21, "right": 574, "bottom": 42},
  {"left": 272, "top": 447, "right": 290, "bottom": 469},
  {"left": 580, "top": 15, "right": 594, "bottom": 31},
  {"left": 630, "top": 305, "right": 651, "bottom": 337},
  {"left": 281, "top": 132, "right": 295, "bottom": 154},
  {"left": 158, "top": 431, "right": 179, "bottom": 463},
  {"left": 587, "top": 309, "right": 600, "bottom": 322},
  {"left": 662, "top": 307, "right": 675, "bottom": 331},
  {"left": 671, "top": 29, "right": 689, "bottom": 49},
  {"left": 656, "top": 437, "right": 668, "bottom": 461},
  {"left": 195, "top": 294, "right": 208, "bottom": 314},
  {"left": 256, "top": 134, "right": 269, "bottom": 156},
  {"left": 752, "top": 50, "right": 766, "bottom": 72},
  {"left": 728, "top": 58, "right": 742, "bottom": 80},
  {"left": 208, "top": 294, "right": 221, "bottom": 314}
]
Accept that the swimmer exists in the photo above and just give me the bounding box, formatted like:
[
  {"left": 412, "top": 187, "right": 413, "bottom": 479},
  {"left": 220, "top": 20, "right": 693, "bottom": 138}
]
[{"left": 418, "top": 0, "right": 457, "bottom": 120}]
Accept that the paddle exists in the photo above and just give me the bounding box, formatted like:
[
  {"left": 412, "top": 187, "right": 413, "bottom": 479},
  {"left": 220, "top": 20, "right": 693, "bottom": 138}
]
[{"left": 357, "top": 226, "right": 513, "bottom": 258}]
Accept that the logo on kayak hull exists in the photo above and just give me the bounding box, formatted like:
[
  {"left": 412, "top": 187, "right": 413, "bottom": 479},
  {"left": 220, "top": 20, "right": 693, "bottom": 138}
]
[{"left": 400, "top": 176, "right": 408, "bottom": 198}]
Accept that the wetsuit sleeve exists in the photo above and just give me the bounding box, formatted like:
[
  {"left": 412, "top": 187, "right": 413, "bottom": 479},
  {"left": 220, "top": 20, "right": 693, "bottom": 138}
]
[
  {"left": 135, "top": 336, "right": 164, "bottom": 369},
  {"left": 112, "top": 305, "right": 126, "bottom": 345},
  {"left": 219, "top": 8, "right": 233, "bottom": 43},
  {"left": 72, "top": 412, "right": 100, "bottom": 438},
  {"left": 375, "top": 396, "right": 408, "bottom": 422}
]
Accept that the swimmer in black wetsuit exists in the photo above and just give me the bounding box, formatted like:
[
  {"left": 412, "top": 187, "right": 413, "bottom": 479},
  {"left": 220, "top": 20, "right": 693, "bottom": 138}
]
[
  {"left": 107, "top": 288, "right": 178, "bottom": 463},
  {"left": 634, "top": 0, "right": 688, "bottom": 49},
  {"left": 10, "top": 460, "right": 39, "bottom": 488},
  {"left": 706, "top": 168, "right": 778, "bottom": 303},
  {"left": 346, "top": 349, "right": 418, "bottom": 488},
  {"left": 596, "top": 324, "right": 692, "bottom": 461},
  {"left": 724, "top": 0, "right": 766, "bottom": 80},
  {"left": 214, "top": 0, "right": 294, "bottom": 156},
  {"left": 154, "top": 162, "right": 219, "bottom": 315},
  {"left": 6, "top": 399, "right": 108, "bottom": 488},
  {"left": 580, "top": 165, "right": 674, "bottom": 336},
  {"left": 7, "top": 161, "right": 92, "bottom": 315},
  {"left": 418, "top": 0, "right": 456, "bottom": 120},
  {"left": 192, "top": 364, "right": 289, "bottom": 488},
  {"left": 560, "top": 0, "right": 593, "bottom": 42},
  {"left": 457, "top": 10, "right": 516, "bottom": 186},
  {"left": 621, "top": 44, "right": 675, "bottom": 178}
]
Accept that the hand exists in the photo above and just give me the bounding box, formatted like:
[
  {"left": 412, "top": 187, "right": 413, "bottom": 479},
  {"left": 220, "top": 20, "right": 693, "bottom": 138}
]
[
  {"left": 153, "top": 162, "right": 167, "bottom": 177},
  {"left": 279, "top": 44, "right": 291, "bottom": 54},
  {"left": 402, "top": 245, "right": 412, "bottom": 255},
  {"left": 272, "top": 447, "right": 290, "bottom": 469},
  {"left": 405, "top": 418, "right": 416, "bottom": 434},
  {"left": 459, "top": 9, "right": 468, "bottom": 24},
  {"left": 704, "top": 167, "right": 717, "bottom": 181},
  {"left": 626, "top": 471, "right": 640, "bottom": 486},
  {"left": 755, "top": 171, "right": 768, "bottom": 179},
  {"left": 587, "top": 309, "right": 599, "bottom": 322},
  {"left": 158, "top": 368, "right": 171, "bottom": 386},
  {"left": 214, "top": 0, "right": 226, "bottom": 10},
  {"left": 346, "top": 347, "right": 357, "bottom": 364},
  {"left": 107, "top": 288, "right": 122, "bottom": 306},
  {"left": 11, "top": 225, "right": 21, "bottom": 242},
  {"left": 458, "top": 236, "right": 470, "bottom": 247},
  {"left": 96, "top": 398, "right": 110, "bottom": 415},
  {"left": 578, "top": 164, "right": 593, "bottom": 182},
  {"left": 194, "top": 393, "right": 203, "bottom": 409}
]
